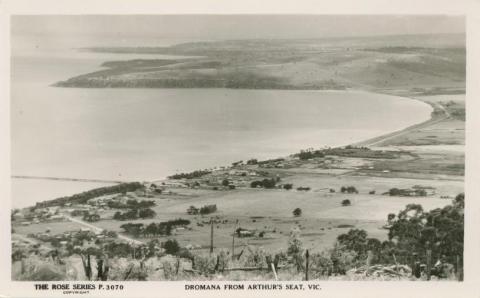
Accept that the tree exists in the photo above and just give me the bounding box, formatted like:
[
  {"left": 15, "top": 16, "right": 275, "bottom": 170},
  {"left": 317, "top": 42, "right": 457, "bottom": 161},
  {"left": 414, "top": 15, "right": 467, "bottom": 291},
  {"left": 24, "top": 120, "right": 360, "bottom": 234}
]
[
  {"left": 103, "top": 242, "right": 133, "bottom": 258},
  {"left": 113, "top": 211, "right": 122, "bottom": 220},
  {"left": 341, "top": 186, "right": 358, "bottom": 194},
  {"left": 347, "top": 186, "right": 358, "bottom": 194},
  {"left": 287, "top": 228, "right": 304, "bottom": 271},
  {"left": 144, "top": 223, "right": 159, "bottom": 237},
  {"left": 387, "top": 213, "right": 396, "bottom": 224},
  {"left": 293, "top": 208, "right": 302, "bottom": 217},
  {"left": 337, "top": 229, "right": 368, "bottom": 258},
  {"left": 163, "top": 239, "right": 180, "bottom": 255},
  {"left": 329, "top": 243, "right": 358, "bottom": 275},
  {"left": 146, "top": 239, "right": 160, "bottom": 258},
  {"left": 187, "top": 206, "right": 199, "bottom": 215},
  {"left": 453, "top": 193, "right": 464, "bottom": 209},
  {"left": 76, "top": 246, "right": 102, "bottom": 280},
  {"left": 283, "top": 184, "right": 293, "bottom": 190},
  {"left": 138, "top": 208, "right": 156, "bottom": 219},
  {"left": 341, "top": 199, "right": 351, "bottom": 206},
  {"left": 250, "top": 181, "right": 262, "bottom": 188},
  {"left": 388, "top": 196, "right": 464, "bottom": 267},
  {"left": 199, "top": 204, "right": 217, "bottom": 215},
  {"left": 83, "top": 213, "right": 100, "bottom": 222},
  {"left": 12, "top": 248, "right": 26, "bottom": 262},
  {"left": 262, "top": 178, "right": 277, "bottom": 189},
  {"left": 297, "top": 186, "right": 311, "bottom": 191},
  {"left": 120, "top": 223, "right": 144, "bottom": 238},
  {"left": 105, "top": 231, "right": 118, "bottom": 238},
  {"left": 222, "top": 179, "right": 230, "bottom": 187}
]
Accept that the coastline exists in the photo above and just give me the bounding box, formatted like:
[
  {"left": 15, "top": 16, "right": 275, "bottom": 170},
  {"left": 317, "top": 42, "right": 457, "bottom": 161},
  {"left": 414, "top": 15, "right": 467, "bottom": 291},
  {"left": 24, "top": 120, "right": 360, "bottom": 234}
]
[
  {"left": 352, "top": 95, "right": 441, "bottom": 147},
  {"left": 148, "top": 90, "right": 435, "bottom": 183},
  {"left": 13, "top": 90, "right": 438, "bottom": 209}
]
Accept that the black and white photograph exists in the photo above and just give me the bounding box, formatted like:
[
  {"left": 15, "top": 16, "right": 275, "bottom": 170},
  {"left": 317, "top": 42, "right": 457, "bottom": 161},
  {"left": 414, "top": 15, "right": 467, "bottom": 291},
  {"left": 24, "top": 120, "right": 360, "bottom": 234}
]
[{"left": 1, "top": 1, "right": 480, "bottom": 297}]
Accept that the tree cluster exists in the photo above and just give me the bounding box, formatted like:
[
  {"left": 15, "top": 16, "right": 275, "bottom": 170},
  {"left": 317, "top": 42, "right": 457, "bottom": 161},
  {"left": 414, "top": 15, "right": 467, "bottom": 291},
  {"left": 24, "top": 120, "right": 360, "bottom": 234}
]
[
  {"left": 340, "top": 186, "right": 358, "bottom": 194},
  {"left": 35, "top": 182, "right": 144, "bottom": 208},
  {"left": 83, "top": 213, "right": 100, "bottom": 222},
  {"left": 107, "top": 199, "right": 155, "bottom": 209},
  {"left": 187, "top": 204, "right": 217, "bottom": 215},
  {"left": 250, "top": 178, "right": 277, "bottom": 189},
  {"left": 296, "top": 186, "right": 310, "bottom": 191},
  {"left": 168, "top": 170, "right": 211, "bottom": 180},
  {"left": 297, "top": 149, "right": 325, "bottom": 160},
  {"left": 387, "top": 188, "right": 427, "bottom": 197},
  {"left": 120, "top": 218, "right": 191, "bottom": 238},
  {"left": 113, "top": 208, "right": 156, "bottom": 221},
  {"left": 333, "top": 194, "right": 464, "bottom": 273}
]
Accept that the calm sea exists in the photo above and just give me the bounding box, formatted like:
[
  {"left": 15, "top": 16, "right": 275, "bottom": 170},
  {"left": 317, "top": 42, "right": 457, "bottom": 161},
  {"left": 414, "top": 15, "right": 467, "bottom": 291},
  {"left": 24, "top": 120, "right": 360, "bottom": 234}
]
[{"left": 11, "top": 47, "right": 432, "bottom": 208}]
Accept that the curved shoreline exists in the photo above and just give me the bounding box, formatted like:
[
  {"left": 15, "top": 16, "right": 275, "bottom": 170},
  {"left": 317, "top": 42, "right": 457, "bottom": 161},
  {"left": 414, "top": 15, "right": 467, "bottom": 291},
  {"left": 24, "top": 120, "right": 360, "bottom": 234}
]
[
  {"left": 352, "top": 95, "right": 441, "bottom": 147},
  {"left": 149, "top": 90, "right": 435, "bottom": 183},
  {"left": 13, "top": 89, "right": 436, "bottom": 207}
]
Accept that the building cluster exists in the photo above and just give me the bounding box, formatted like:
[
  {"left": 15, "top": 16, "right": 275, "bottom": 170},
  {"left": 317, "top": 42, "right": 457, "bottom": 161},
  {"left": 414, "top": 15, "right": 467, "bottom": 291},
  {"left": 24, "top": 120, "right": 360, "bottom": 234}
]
[{"left": 12, "top": 206, "right": 65, "bottom": 226}]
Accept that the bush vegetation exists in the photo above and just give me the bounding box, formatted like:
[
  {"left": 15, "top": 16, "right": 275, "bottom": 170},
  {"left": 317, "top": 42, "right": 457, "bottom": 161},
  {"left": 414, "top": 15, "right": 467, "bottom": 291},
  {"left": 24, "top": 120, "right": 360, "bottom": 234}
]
[
  {"left": 340, "top": 186, "right": 358, "bottom": 194},
  {"left": 296, "top": 186, "right": 311, "bottom": 191},
  {"left": 295, "top": 146, "right": 399, "bottom": 160},
  {"left": 250, "top": 178, "right": 277, "bottom": 189},
  {"left": 113, "top": 208, "right": 156, "bottom": 221},
  {"left": 293, "top": 208, "right": 302, "bottom": 217},
  {"left": 14, "top": 193, "right": 464, "bottom": 281},
  {"left": 200, "top": 204, "right": 217, "bottom": 215},
  {"left": 168, "top": 170, "right": 211, "bottom": 180},
  {"left": 120, "top": 218, "right": 191, "bottom": 237},
  {"left": 107, "top": 199, "right": 155, "bottom": 209},
  {"left": 187, "top": 204, "right": 217, "bottom": 215},
  {"left": 387, "top": 188, "right": 427, "bottom": 197},
  {"left": 35, "top": 182, "right": 144, "bottom": 208},
  {"left": 162, "top": 239, "right": 180, "bottom": 255}
]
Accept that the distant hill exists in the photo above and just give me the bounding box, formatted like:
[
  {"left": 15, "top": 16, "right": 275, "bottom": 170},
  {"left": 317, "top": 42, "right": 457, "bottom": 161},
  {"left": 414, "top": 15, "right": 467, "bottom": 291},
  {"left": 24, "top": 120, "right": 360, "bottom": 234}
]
[{"left": 55, "top": 34, "right": 465, "bottom": 93}]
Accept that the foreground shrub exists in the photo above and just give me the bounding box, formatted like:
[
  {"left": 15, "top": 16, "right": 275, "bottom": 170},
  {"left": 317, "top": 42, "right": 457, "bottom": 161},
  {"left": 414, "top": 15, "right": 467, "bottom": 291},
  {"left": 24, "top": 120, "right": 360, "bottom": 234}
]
[
  {"left": 162, "top": 239, "right": 180, "bottom": 255},
  {"left": 194, "top": 254, "right": 218, "bottom": 275}
]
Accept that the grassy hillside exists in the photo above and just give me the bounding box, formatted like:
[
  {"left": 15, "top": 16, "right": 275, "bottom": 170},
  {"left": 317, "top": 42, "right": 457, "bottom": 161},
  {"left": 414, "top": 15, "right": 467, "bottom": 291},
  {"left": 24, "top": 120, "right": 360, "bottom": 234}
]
[{"left": 55, "top": 34, "right": 465, "bottom": 92}]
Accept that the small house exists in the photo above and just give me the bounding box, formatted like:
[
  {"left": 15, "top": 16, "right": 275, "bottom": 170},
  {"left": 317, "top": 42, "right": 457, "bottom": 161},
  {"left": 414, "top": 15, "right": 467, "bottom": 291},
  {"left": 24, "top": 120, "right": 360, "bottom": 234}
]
[
  {"left": 239, "top": 230, "right": 254, "bottom": 237},
  {"left": 50, "top": 214, "right": 64, "bottom": 220}
]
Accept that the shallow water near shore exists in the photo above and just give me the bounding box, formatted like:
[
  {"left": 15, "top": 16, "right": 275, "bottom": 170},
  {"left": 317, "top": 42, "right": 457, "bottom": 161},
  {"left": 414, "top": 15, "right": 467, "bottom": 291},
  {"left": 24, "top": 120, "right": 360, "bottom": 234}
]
[{"left": 11, "top": 51, "right": 432, "bottom": 208}]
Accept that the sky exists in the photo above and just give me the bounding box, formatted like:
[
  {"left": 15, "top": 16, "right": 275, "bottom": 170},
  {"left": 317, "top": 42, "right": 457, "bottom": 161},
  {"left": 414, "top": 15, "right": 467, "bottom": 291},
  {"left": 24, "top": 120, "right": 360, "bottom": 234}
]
[{"left": 11, "top": 15, "right": 465, "bottom": 50}]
